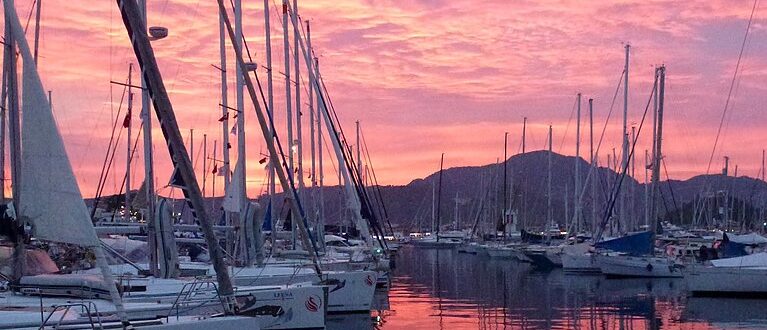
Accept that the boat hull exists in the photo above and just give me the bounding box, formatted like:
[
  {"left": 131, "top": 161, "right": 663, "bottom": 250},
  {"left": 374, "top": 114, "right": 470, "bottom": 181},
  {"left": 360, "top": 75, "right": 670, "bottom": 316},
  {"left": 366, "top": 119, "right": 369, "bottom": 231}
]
[
  {"left": 687, "top": 266, "right": 767, "bottom": 297},
  {"left": 598, "top": 255, "right": 683, "bottom": 278},
  {"left": 561, "top": 253, "right": 600, "bottom": 274}
]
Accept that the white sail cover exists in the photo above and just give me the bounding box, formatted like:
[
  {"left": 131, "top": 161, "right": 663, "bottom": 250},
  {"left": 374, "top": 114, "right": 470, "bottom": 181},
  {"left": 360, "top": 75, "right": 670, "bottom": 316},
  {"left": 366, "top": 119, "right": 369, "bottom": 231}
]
[
  {"left": 710, "top": 252, "right": 767, "bottom": 268},
  {"left": 728, "top": 233, "right": 767, "bottom": 245},
  {"left": 221, "top": 160, "right": 243, "bottom": 212},
  {"left": 8, "top": 4, "right": 99, "bottom": 247}
]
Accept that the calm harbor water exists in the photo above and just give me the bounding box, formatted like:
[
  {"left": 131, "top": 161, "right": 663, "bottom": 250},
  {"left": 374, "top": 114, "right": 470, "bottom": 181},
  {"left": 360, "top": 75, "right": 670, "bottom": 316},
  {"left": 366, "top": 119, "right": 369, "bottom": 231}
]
[{"left": 331, "top": 246, "right": 767, "bottom": 329}]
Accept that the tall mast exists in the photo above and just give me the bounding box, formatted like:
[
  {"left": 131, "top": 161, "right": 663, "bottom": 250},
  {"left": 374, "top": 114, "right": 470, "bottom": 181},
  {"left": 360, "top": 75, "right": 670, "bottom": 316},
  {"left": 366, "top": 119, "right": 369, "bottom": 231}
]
[
  {"left": 116, "top": 0, "right": 235, "bottom": 311},
  {"left": 282, "top": 0, "right": 295, "bottom": 247},
  {"left": 0, "top": 17, "right": 8, "bottom": 202},
  {"left": 650, "top": 66, "right": 666, "bottom": 234},
  {"left": 547, "top": 125, "right": 552, "bottom": 242},
  {"left": 264, "top": 0, "right": 275, "bottom": 228},
  {"left": 283, "top": 0, "right": 293, "bottom": 183},
  {"left": 436, "top": 153, "right": 445, "bottom": 241},
  {"left": 234, "top": 0, "right": 246, "bottom": 220},
  {"left": 574, "top": 93, "right": 581, "bottom": 235},
  {"left": 33, "top": 0, "right": 41, "bottom": 64},
  {"left": 522, "top": 117, "right": 526, "bottom": 154},
  {"left": 307, "top": 20, "right": 317, "bottom": 234},
  {"left": 315, "top": 56, "right": 324, "bottom": 248},
  {"left": 521, "top": 117, "right": 527, "bottom": 229},
  {"left": 216, "top": 0, "right": 322, "bottom": 272},
  {"left": 138, "top": 0, "right": 158, "bottom": 277},
  {"left": 356, "top": 121, "right": 361, "bottom": 180},
  {"left": 589, "top": 98, "right": 596, "bottom": 234},
  {"left": 125, "top": 64, "right": 133, "bottom": 218},
  {"left": 203, "top": 134, "right": 207, "bottom": 197},
  {"left": 502, "top": 132, "right": 508, "bottom": 238},
  {"left": 218, "top": 2, "right": 231, "bottom": 228},
  {"left": 5, "top": 11, "right": 23, "bottom": 281},
  {"left": 622, "top": 44, "right": 630, "bottom": 230},
  {"left": 293, "top": 0, "right": 304, "bottom": 203},
  {"left": 630, "top": 125, "right": 636, "bottom": 229},
  {"left": 644, "top": 149, "right": 650, "bottom": 228}
]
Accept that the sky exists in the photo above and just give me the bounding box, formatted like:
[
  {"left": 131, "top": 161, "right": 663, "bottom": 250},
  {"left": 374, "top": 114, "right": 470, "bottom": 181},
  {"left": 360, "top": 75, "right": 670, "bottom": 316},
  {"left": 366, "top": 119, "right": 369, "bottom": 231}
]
[{"left": 6, "top": 0, "right": 767, "bottom": 198}]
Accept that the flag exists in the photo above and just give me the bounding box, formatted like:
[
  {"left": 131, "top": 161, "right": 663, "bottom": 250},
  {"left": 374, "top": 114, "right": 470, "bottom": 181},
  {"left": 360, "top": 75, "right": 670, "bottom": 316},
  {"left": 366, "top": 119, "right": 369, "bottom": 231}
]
[
  {"left": 122, "top": 110, "right": 131, "bottom": 128},
  {"left": 218, "top": 113, "right": 229, "bottom": 122},
  {"left": 258, "top": 157, "right": 267, "bottom": 164},
  {"left": 230, "top": 125, "right": 237, "bottom": 135},
  {"left": 212, "top": 163, "right": 218, "bottom": 174},
  {"left": 217, "top": 164, "right": 228, "bottom": 176}
]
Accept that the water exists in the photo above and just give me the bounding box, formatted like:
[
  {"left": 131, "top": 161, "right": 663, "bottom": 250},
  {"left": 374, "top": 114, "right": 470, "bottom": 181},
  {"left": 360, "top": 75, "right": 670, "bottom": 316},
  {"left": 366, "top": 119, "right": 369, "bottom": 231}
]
[{"left": 330, "top": 246, "right": 767, "bottom": 329}]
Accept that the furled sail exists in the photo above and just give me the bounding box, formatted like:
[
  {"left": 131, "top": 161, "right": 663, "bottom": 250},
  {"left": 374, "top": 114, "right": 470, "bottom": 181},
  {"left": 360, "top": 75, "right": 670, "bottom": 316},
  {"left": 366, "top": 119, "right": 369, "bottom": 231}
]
[
  {"left": 222, "top": 160, "right": 243, "bottom": 212},
  {"left": 7, "top": 4, "right": 98, "bottom": 248}
]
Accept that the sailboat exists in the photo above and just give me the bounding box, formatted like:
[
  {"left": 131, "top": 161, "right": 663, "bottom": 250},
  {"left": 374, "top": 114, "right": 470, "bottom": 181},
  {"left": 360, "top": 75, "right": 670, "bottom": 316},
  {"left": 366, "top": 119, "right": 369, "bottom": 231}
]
[
  {"left": 0, "top": 2, "right": 264, "bottom": 328},
  {"left": 412, "top": 154, "right": 461, "bottom": 249},
  {"left": 596, "top": 66, "right": 684, "bottom": 278}
]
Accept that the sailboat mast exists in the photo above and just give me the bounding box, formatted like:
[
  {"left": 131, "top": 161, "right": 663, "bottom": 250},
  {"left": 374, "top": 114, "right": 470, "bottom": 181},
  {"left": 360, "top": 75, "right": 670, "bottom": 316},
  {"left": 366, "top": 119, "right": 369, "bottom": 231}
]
[
  {"left": 575, "top": 93, "right": 581, "bottom": 235},
  {"left": 644, "top": 149, "right": 650, "bottom": 227},
  {"left": 234, "top": 0, "right": 246, "bottom": 217},
  {"left": 138, "top": 0, "right": 159, "bottom": 277},
  {"left": 0, "top": 27, "right": 7, "bottom": 203},
  {"left": 218, "top": 3, "right": 231, "bottom": 228},
  {"left": 315, "top": 56, "right": 325, "bottom": 248},
  {"left": 116, "top": 0, "right": 236, "bottom": 310},
  {"left": 293, "top": 0, "right": 304, "bottom": 202},
  {"left": 522, "top": 117, "right": 526, "bottom": 153},
  {"left": 622, "top": 44, "right": 630, "bottom": 230},
  {"left": 356, "top": 121, "right": 361, "bottom": 180},
  {"left": 502, "top": 132, "right": 508, "bottom": 238},
  {"left": 125, "top": 64, "right": 133, "bottom": 218},
  {"left": 4, "top": 13, "right": 23, "bottom": 281},
  {"left": 651, "top": 66, "right": 666, "bottom": 234},
  {"left": 436, "top": 153, "right": 445, "bottom": 241},
  {"left": 33, "top": 0, "right": 41, "bottom": 64},
  {"left": 264, "top": 0, "right": 276, "bottom": 234},
  {"left": 547, "top": 125, "right": 552, "bottom": 242},
  {"left": 589, "top": 98, "right": 596, "bottom": 234},
  {"left": 203, "top": 134, "right": 207, "bottom": 197},
  {"left": 307, "top": 20, "right": 317, "bottom": 233}
]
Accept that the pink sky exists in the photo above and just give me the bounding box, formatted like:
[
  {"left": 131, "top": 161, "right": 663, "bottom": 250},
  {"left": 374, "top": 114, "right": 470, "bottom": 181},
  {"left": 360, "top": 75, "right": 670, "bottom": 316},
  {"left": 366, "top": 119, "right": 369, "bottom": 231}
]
[{"left": 9, "top": 0, "right": 767, "bottom": 197}]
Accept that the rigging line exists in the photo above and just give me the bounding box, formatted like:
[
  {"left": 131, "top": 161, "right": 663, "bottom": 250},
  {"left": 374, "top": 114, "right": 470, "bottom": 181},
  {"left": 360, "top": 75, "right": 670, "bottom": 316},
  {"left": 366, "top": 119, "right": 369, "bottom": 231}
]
[
  {"left": 705, "top": 0, "right": 759, "bottom": 176},
  {"left": 558, "top": 96, "right": 578, "bottom": 153},
  {"left": 360, "top": 127, "right": 394, "bottom": 235},
  {"left": 109, "top": 122, "right": 145, "bottom": 223},
  {"left": 22, "top": 0, "right": 37, "bottom": 36},
  {"left": 595, "top": 70, "right": 657, "bottom": 242},
  {"left": 568, "top": 70, "right": 625, "bottom": 227},
  {"left": 661, "top": 156, "right": 679, "bottom": 216},
  {"left": 95, "top": 83, "right": 128, "bottom": 196}
]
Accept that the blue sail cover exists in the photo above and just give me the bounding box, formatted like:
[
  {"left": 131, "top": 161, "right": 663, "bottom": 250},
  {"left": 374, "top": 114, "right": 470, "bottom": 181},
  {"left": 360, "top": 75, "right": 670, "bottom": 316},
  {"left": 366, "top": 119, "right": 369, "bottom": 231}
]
[
  {"left": 262, "top": 203, "right": 272, "bottom": 232},
  {"left": 595, "top": 231, "right": 653, "bottom": 256}
]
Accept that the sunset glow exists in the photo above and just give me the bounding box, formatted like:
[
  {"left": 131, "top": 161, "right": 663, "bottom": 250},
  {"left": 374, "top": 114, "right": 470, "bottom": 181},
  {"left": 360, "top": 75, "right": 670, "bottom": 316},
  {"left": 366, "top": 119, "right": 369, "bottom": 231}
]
[{"left": 15, "top": 0, "right": 767, "bottom": 197}]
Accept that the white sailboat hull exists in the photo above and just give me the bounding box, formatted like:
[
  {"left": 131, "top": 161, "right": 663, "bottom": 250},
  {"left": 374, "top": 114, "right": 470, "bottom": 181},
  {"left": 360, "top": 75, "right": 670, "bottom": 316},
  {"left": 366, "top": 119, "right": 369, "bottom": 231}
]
[
  {"left": 687, "top": 266, "right": 767, "bottom": 296},
  {"left": 561, "top": 253, "right": 600, "bottom": 273},
  {"left": 229, "top": 267, "right": 377, "bottom": 313},
  {"left": 598, "top": 255, "right": 683, "bottom": 278}
]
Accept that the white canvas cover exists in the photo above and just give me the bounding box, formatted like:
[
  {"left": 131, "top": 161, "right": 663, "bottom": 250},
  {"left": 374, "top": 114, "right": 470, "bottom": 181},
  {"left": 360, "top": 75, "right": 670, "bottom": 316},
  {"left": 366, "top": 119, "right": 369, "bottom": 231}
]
[
  {"left": 8, "top": 3, "right": 98, "bottom": 247},
  {"left": 710, "top": 252, "right": 767, "bottom": 268},
  {"left": 728, "top": 232, "right": 767, "bottom": 245},
  {"left": 221, "top": 160, "right": 243, "bottom": 212}
]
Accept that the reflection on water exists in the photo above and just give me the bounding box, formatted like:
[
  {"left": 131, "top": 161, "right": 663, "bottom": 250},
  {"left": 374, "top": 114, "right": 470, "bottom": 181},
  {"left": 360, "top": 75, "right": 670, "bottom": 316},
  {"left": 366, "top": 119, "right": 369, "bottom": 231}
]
[{"left": 329, "top": 246, "right": 767, "bottom": 329}]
